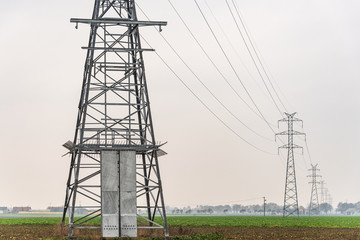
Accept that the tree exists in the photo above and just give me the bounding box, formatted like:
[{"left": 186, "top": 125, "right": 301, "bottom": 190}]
[
  {"left": 232, "top": 204, "right": 242, "bottom": 214},
  {"left": 336, "top": 202, "right": 354, "bottom": 214},
  {"left": 319, "top": 203, "right": 333, "bottom": 214},
  {"left": 266, "top": 203, "right": 282, "bottom": 215}
]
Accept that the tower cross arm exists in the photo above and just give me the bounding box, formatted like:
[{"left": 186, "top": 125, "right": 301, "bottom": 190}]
[
  {"left": 70, "top": 18, "right": 167, "bottom": 27},
  {"left": 278, "top": 112, "right": 303, "bottom": 127},
  {"left": 275, "top": 131, "right": 306, "bottom": 141},
  {"left": 307, "top": 176, "right": 321, "bottom": 179},
  {"left": 275, "top": 131, "right": 289, "bottom": 136},
  {"left": 292, "top": 131, "right": 306, "bottom": 136},
  {"left": 275, "top": 131, "right": 287, "bottom": 141},
  {"left": 278, "top": 118, "right": 289, "bottom": 125},
  {"left": 277, "top": 117, "right": 303, "bottom": 126},
  {"left": 292, "top": 117, "right": 303, "bottom": 123},
  {"left": 278, "top": 144, "right": 303, "bottom": 149},
  {"left": 277, "top": 144, "right": 303, "bottom": 154}
]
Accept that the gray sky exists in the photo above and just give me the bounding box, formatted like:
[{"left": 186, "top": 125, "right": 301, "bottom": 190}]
[{"left": 0, "top": 0, "right": 359, "bottom": 209}]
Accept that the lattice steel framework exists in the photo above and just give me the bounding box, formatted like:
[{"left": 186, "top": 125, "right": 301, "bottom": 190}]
[
  {"left": 61, "top": 0, "right": 168, "bottom": 237},
  {"left": 276, "top": 112, "right": 305, "bottom": 217},
  {"left": 308, "top": 164, "right": 321, "bottom": 216},
  {"left": 320, "top": 180, "right": 325, "bottom": 204}
]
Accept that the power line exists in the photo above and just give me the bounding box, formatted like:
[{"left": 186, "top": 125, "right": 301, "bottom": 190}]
[
  {"left": 166, "top": 0, "right": 273, "bottom": 141},
  {"left": 304, "top": 137, "right": 314, "bottom": 165},
  {"left": 168, "top": 0, "right": 262, "bottom": 120},
  {"left": 216, "top": 197, "right": 263, "bottom": 205},
  {"left": 203, "top": 0, "right": 276, "bottom": 109},
  {"left": 295, "top": 121, "right": 314, "bottom": 166},
  {"left": 194, "top": 0, "right": 276, "bottom": 135},
  {"left": 137, "top": 2, "right": 288, "bottom": 154},
  {"left": 193, "top": 0, "right": 287, "bottom": 151},
  {"left": 232, "top": 0, "right": 291, "bottom": 112},
  {"left": 171, "top": 197, "right": 264, "bottom": 207},
  {"left": 140, "top": 36, "right": 276, "bottom": 155},
  {"left": 231, "top": 0, "right": 288, "bottom": 112},
  {"left": 158, "top": 32, "right": 272, "bottom": 141},
  {"left": 136, "top": 3, "right": 275, "bottom": 143},
  {"left": 225, "top": 0, "right": 284, "bottom": 116},
  {"left": 278, "top": 151, "right": 287, "bottom": 169},
  {"left": 206, "top": 0, "right": 293, "bottom": 153},
  {"left": 301, "top": 153, "right": 310, "bottom": 170},
  {"left": 170, "top": 0, "right": 289, "bottom": 154}
]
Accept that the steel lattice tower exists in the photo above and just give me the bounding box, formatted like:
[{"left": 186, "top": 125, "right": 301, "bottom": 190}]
[
  {"left": 321, "top": 182, "right": 332, "bottom": 205},
  {"left": 276, "top": 112, "right": 305, "bottom": 217},
  {"left": 61, "top": 0, "right": 168, "bottom": 237},
  {"left": 308, "top": 164, "right": 321, "bottom": 216},
  {"left": 320, "top": 180, "right": 325, "bottom": 204}
]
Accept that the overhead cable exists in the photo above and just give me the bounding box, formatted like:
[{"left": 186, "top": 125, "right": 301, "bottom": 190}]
[
  {"left": 166, "top": 0, "right": 273, "bottom": 141},
  {"left": 232, "top": 0, "right": 289, "bottom": 113},
  {"left": 225, "top": 0, "right": 284, "bottom": 116},
  {"left": 194, "top": 0, "right": 276, "bottom": 135},
  {"left": 304, "top": 137, "right": 313, "bottom": 165},
  {"left": 203, "top": 0, "right": 276, "bottom": 107},
  {"left": 140, "top": 36, "right": 276, "bottom": 155}
]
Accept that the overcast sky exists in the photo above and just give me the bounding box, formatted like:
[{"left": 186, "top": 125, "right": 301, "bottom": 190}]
[{"left": 0, "top": 0, "right": 359, "bottom": 209}]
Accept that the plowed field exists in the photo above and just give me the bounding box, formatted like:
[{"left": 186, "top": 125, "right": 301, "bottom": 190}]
[{"left": 0, "top": 225, "right": 360, "bottom": 239}]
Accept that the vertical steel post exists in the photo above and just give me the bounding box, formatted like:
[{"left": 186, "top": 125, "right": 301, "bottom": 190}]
[{"left": 263, "top": 197, "right": 266, "bottom": 217}]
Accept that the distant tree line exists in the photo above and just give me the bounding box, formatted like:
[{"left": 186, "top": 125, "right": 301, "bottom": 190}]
[
  {"left": 336, "top": 202, "right": 360, "bottom": 215},
  {"left": 165, "top": 202, "right": 338, "bottom": 216},
  {"left": 167, "top": 203, "right": 284, "bottom": 216}
]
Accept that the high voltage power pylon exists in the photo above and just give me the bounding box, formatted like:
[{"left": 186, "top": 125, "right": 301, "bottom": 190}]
[
  {"left": 319, "top": 180, "right": 333, "bottom": 213},
  {"left": 276, "top": 112, "right": 305, "bottom": 217},
  {"left": 321, "top": 182, "right": 333, "bottom": 206},
  {"left": 326, "top": 192, "right": 333, "bottom": 207},
  {"left": 320, "top": 180, "right": 325, "bottom": 204},
  {"left": 61, "top": 0, "right": 168, "bottom": 238},
  {"left": 308, "top": 164, "right": 321, "bottom": 216}
]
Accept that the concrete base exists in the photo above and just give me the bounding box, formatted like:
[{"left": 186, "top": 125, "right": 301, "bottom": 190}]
[
  {"left": 101, "top": 150, "right": 137, "bottom": 238},
  {"left": 119, "top": 150, "right": 137, "bottom": 237}
]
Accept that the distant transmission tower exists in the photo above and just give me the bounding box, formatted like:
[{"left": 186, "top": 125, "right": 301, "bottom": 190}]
[
  {"left": 276, "top": 112, "right": 305, "bottom": 217},
  {"left": 327, "top": 193, "right": 333, "bottom": 207},
  {"left": 320, "top": 180, "right": 325, "bottom": 204},
  {"left": 61, "top": 0, "right": 168, "bottom": 238},
  {"left": 324, "top": 187, "right": 332, "bottom": 206},
  {"left": 308, "top": 164, "right": 321, "bottom": 216}
]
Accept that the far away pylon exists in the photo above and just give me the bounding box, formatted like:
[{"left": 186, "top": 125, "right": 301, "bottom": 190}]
[
  {"left": 308, "top": 164, "right": 321, "bottom": 215},
  {"left": 276, "top": 112, "right": 305, "bottom": 217}
]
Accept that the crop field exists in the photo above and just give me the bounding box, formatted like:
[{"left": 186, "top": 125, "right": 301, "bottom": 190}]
[{"left": 0, "top": 216, "right": 360, "bottom": 239}]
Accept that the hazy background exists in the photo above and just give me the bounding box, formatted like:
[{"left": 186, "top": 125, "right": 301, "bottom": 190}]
[{"left": 0, "top": 0, "right": 359, "bottom": 209}]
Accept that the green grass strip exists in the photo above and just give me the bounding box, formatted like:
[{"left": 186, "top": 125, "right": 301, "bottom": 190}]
[{"left": 0, "top": 216, "right": 360, "bottom": 228}]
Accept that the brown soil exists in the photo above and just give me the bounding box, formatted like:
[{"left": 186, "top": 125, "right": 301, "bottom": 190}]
[{"left": 0, "top": 225, "right": 359, "bottom": 239}]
